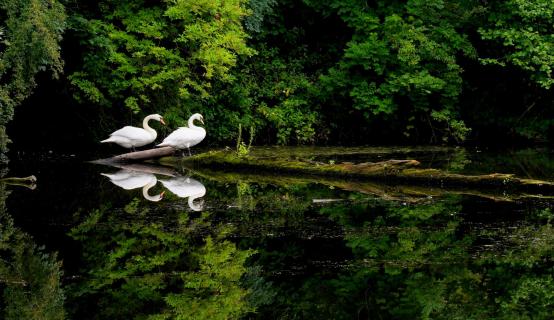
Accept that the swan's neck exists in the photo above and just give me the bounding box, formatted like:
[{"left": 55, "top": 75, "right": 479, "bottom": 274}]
[
  {"left": 143, "top": 115, "right": 158, "bottom": 138},
  {"left": 143, "top": 179, "right": 163, "bottom": 202},
  {"left": 188, "top": 186, "right": 206, "bottom": 211},
  {"left": 188, "top": 195, "right": 204, "bottom": 211},
  {"left": 188, "top": 117, "right": 200, "bottom": 129}
]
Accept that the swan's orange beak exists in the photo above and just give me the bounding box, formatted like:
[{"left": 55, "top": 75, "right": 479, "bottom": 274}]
[
  {"left": 200, "top": 118, "right": 204, "bottom": 125},
  {"left": 160, "top": 118, "right": 166, "bottom": 125},
  {"left": 160, "top": 191, "right": 165, "bottom": 199}
]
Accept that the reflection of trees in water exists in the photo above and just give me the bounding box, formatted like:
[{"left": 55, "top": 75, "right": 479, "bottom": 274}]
[
  {"left": 2, "top": 171, "right": 551, "bottom": 319},
  {"left": 73, "top": 179, "right": 552, "bottom": 319},
  {"left": 68, "top": 198, "right": 256, "bottom": 319},
  {"left": 0, "top": 182, "right": 65, "bottom": 320},
  {"left": 258, "top": 195, "right": 554, "bottom": 319}
]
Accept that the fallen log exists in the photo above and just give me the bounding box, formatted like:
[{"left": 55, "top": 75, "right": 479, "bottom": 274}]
[
  {"left": 96, "top": 146, "right": 175, "bottom": 163},
  {"left": 0, "top": 175, "right": 37, "bottom": 189},
  {"left": 161, "top": 150, "right": 554, "bottom": 193},
  {"left": 178, "top": 165, "right": 553, "bottom": 202}
]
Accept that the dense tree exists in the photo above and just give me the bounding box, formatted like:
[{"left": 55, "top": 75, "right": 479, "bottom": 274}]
[
  {"left": 309, "top": 0, "right": 480, "bottom": 143},
  {"left": 0, "top": 0, "right": 65, "bottom": 156},
  {"left": 479, "top": 0, "right": 554, "bottom": 89},
  {"left": 68, "top": 0, "right": 254, "bottom": 129},
  {"left": 474, "top": 0, "right": 554, "bottom": 142},
  {"left": 3, "top": 0, "right": 554, "bottom": 148}
]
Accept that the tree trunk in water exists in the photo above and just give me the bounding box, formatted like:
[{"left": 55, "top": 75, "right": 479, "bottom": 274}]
[{"left": 96, "top": 147, "right": 175, "bottom": 163}]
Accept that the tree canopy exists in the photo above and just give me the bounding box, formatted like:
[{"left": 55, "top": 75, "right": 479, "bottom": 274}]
[{"left": 2, "top": 0, "right": 554, "bottom": 149}]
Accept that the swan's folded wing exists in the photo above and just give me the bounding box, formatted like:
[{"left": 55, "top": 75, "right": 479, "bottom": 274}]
[
  {"left": 110, "top": 126, "right": 150, "bottom": 140},
  {"left": 160, "top": 127, "right": 190, "bottom": 143},
  {"left": 159, "top": 177, "right": 206, "bottom": 197},
  {"left": 105, "top": 172, "right": 156, "bottom": 190}
]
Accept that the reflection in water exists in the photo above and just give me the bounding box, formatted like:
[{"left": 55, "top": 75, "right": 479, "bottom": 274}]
[
  {"left": 68, "top": 198, "right": 254, "bottom": 319},
  {"left": 100, "top": 163, "right": 207, "bottom": 210},
  {"left": 4, "top": 149, "right": 554, "bottom": 319},
  {"left": 159, "top": 176, "right": 206, "bottom": 211},
  {"left": 0, "top": 179, "right": 64, "bottom": 319},
  {"left": 101, "top": 170, "right": 164, "bottom": 202},
  {"left": 234, "top": 189, "right": 554, "bottom": 319}
]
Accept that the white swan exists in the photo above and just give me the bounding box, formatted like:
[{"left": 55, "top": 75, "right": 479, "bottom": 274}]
[
  {"left": 101, "top": 170, "right": 164, "bottom": 202},
  {"left": 156, "top": 113, "right": 206, "bottom": 155},
  {"left": 159, "top": 176, "right": 206, "bottom": 211},
  {"left": 101, "top": 114, "right": 165, "bottom": 149}
]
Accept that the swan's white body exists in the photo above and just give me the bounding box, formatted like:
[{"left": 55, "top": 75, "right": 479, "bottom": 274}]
[
  {"left": 101, "top": 114, "right": 165, "bottom": 148},
  {"left": 101, "top": 170, "right": 164, "bottom": 202},
  {"left": 159, "top": 177, "right": 206, "bottom": 211},
  {"left": 157, "top": 113, "right": 205, "bottom": 150}
]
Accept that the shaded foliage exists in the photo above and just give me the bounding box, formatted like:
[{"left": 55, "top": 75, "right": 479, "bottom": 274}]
[
  {"left": 4, "top": 0, "right": 554, "bottom": 149},
  {"left": 247, "top": 192, "right": 554, "bottom": 319},
  {"left": 0, "top": 0, "right": 65, "bottom": 155},
  {"left": 0, "top": 182, "right": 65, "bottom": 320},
  {"left": 68, "top": 199, "right": 255, "bottom": 319},
  {"left": 68, "top": 0, "right": 254, "bottom": 132}
]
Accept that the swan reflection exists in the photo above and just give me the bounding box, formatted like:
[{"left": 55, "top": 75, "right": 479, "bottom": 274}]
[
  {"left": 101, "top": 170, "right": 164, "bottom": 202},
  {"left": 159, "top": 177, "right": 206, "bottom": 211},
  {"left": 99, "top": 163, "right": 206, "bottom": 209}
]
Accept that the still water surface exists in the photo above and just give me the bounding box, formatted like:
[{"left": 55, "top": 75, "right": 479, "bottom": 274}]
[{"left": 1, "top": 147, "right": 553, "bottom": 319}]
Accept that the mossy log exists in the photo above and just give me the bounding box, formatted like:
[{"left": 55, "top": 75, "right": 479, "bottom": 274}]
[
  {"left": 0, "top": 175, "right": 37, "bottom": 189},
  {"left": 162, "top": 150, "right": 554, "bottom": 193},
  {"left": 184, "top": 166, "right": 552, "bottom": 202}
]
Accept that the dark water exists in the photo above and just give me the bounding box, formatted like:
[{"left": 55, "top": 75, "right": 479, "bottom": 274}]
[{"left": 1, "top": 148, "right": 553, "bottom": 319}]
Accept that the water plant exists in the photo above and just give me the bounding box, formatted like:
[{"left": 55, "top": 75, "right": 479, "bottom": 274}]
[{"left": 236, "top": 124, "right": 255, "bottom": 158}]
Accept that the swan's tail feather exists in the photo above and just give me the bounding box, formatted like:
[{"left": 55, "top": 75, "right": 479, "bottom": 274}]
[
  {"left": 100, "top": 138, "right": 113, "bottom": 143},
  {"left": 156, "top": 142, "right": 168, "bottom": 147}
]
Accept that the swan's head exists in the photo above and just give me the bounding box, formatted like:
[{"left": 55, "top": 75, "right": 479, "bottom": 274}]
[
  {"left": 153, "top": 114, "right": 166, "bottom": 125},
  {"left": 142, "top": 178, "right": 165, "bottom": 202},
  {"left": 191, "top": 113, "right": 204, "bottom": 125},
  {"left": 145, "top": 190, "right": 165, "bottom": 202},
  {"left": 156, "top": 191, "right": 166, "bottom": 202}
]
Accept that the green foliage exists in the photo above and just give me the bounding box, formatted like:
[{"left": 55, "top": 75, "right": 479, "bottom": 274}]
[
  {"left": 0, "top": 183, "right": 65, "bottom": 320},
  {"left": 0, "top": 0, "right": 65, "bottom": 153},
  {"left": 0, "top": 126, "right": 10, "bottom": 159},
  {"left": 244, "top": 0, "right": 276, "bottom": 33},
  {"left": 236, "top": 123, "right": 254, "bottom": 157},
  {"left": 431, "top": 109, "right": 472, "bottom": 143},
  {"left": 5, "top": 0, "right": 554, "bottom": 147},
  {"left": 211, "top": 43, "right": 320, "bottom": 144},
  {"left": 69, "top": 0, "right": 254, "bottom": 126},
  {"left": 161, "top": 236, "right": 254, "bottom": 320},
  {"left": 498, "top": 273, "right": 554, "bottom": 319},
  {"left": 69, "top": 200, "right": 255, "bottom": 319},
  {"left": 314, "top": 0, "right": 478, "bottom": 143},
  {"left": 479, "top": 0, "right": 554, "bottom": 89},
  {"left": 289, "top": 196, "right": 552, "bottom": 319}
]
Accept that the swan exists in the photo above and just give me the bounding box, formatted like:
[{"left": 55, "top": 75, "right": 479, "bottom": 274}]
[
  {"left": 101, "top": 170, "right": 164, "bottom": 202},
  {"left": 101, "top": 114, "right": 165, "bottom": 149},
  {"left": 156, "top": 113, "right": 206, "bottom": 156},
  {"left": 159, "top": 176, "right": 206, "bottom": 211}
]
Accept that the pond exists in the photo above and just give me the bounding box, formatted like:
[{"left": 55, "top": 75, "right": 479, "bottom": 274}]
[{"left": 1, "top": 147, "right": 553, "bottom": 319}]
